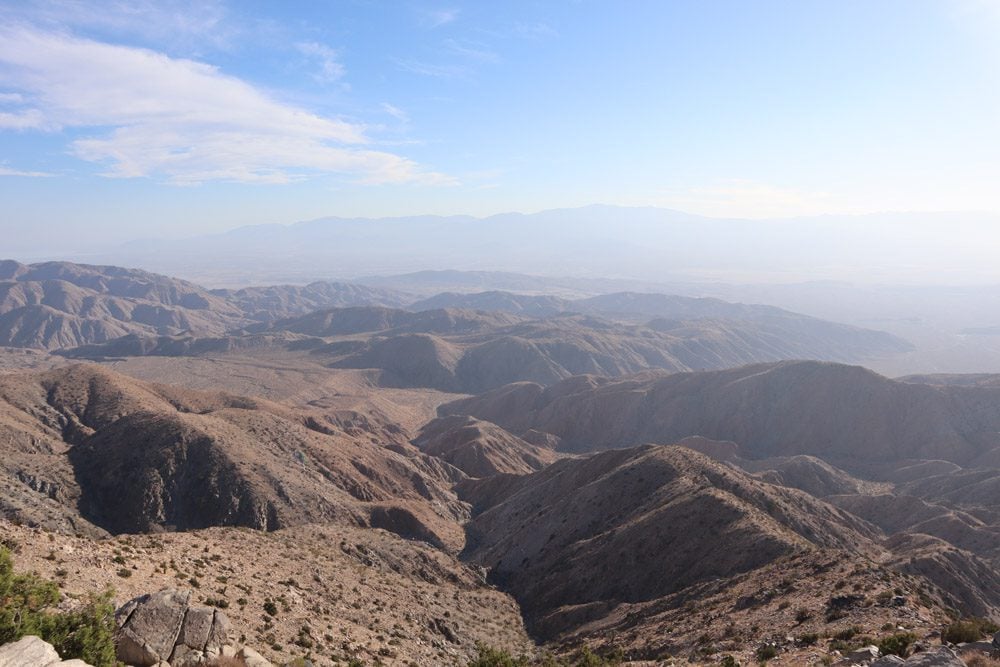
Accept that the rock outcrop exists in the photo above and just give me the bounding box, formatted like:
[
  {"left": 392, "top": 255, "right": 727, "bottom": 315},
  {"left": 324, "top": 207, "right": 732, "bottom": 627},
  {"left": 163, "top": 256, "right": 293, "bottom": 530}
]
[
  {"left": 0, "top": 636, "right": 92, "bottom": 666},
  {"left": 115, "top": 589, "right": 231, "bottom": 666}
]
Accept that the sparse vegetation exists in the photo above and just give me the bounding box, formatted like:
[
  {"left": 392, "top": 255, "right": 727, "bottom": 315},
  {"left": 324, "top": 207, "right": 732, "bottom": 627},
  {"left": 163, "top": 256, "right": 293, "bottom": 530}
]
[
  {"left": 754, "top": 644, "right": 778, "bottom": 662},
  {"left": 877, "top": 632, "right": 917, "bottom": 657},
  {"left": 0, "top": 546, "right": 116, "bottom": 666},
  {"left": 942, "top": 617, "right": 999, "bottom": 644}
]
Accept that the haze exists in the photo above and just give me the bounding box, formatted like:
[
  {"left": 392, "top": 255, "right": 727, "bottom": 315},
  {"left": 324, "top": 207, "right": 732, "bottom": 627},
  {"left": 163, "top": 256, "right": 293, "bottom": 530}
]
[{"left": 2, "top": 0, "right": 1000, "bottom": 274}]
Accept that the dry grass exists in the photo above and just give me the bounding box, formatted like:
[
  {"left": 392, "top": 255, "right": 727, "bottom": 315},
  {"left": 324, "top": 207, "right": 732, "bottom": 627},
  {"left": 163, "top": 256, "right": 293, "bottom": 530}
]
[{"left": 962, "top": 653, "right": 1000, "bottom": 667}]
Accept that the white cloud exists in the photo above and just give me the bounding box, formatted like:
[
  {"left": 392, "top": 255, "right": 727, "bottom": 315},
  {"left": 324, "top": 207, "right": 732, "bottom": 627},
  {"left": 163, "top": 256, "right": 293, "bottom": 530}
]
[
  {"left": 0, "top": 25, "right": 452, "bottom": 185},
  {"left": 392, "top": 57, "right": 466, "bottom": 78},
  {"left": 296, "top": 41, "right": 346, "bottom": 83},
  {"left": 443, "top": 38, "right": 499, "bottom": 63},
  {"left": 423, "top": 8, "right": 459, "bottom": 28},
  {"left": 0, "top": 165, "right": 52, "bottom": 177},
  {"left": 0, "top": 0, "right": 235, "bottom": 52},
  {"left": 380, "top": 103, "right": 410, "bottom": 123}
]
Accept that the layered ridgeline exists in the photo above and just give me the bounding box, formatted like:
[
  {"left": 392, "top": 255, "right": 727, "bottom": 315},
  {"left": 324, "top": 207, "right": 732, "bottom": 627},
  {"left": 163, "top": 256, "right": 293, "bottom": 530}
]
[
  {"left": 2, "top": 358, "right": 999, "bottom": 663},
  {"left": 0, "top": 260, "right": 407, "bottom": 350},
  {"left": 439, "top": 360, "right": 1000, "bottom": 640},
  {"left": 442, "top": 360, "right": 1000, "bottom": 468},
  {"left": 2, "top": 261, "right": 911, "bottom": 379}
]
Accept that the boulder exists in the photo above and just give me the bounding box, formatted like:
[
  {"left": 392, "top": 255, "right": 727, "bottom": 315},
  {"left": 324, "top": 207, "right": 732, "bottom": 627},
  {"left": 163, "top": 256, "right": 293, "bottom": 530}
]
[
  {"left": 871, "top": 657, "right": 905, "bottom": 666},
  {"left": 847, "top": 645, "right": 880, "bottom": 662},
  {"left": 116, "top": 589, "right": 191, "bottom": 666},
  {"left": 238, "top": 646, "right": 275, "bottom": 667},
  {"left": 0, "top": 636, "right": 60, "bottom": 666},
  {"left": 900, "top": 647, "right": 964, "bottom": 666},
  {"left": 958, "top": 641, "right": 996, "bottom": 654},
  {"left": 115, "top": 589, "right": 231, "bottom": 666},
  {"left": 0, "top": 635, "right": 94, "bottom": 666},
  {"left": 994, "top": 630, "right": 1000, "bottom": 649}
]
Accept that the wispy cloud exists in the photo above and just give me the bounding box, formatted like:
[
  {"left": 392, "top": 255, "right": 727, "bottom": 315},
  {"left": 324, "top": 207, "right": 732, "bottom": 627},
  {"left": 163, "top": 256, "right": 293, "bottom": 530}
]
[
  {"left": 0, "top": 165, "right": 53, "bottom": 177},
  {"left": 381, "top": 103, "right": 410, "bottom": 123},
  {"left": 392, "top": 57, "right": 466, "bottom": 78},
  {"left": 0, "top": 0, "right": 236, "bottom": 53},
  {"left": 513, "top": 22, "right": 557, "bottom": 40},
  {"left": 422, "top": 8, "right": 459, "bottom": 28},
  {"left": 0, "top": 25, "right": 453, "bottom": 186},
  {"left": 295, "top": 41, "right": 346, "bottom": 83},
  {"left": 443, "top": 38, "right": 499, "bottom": 63}
]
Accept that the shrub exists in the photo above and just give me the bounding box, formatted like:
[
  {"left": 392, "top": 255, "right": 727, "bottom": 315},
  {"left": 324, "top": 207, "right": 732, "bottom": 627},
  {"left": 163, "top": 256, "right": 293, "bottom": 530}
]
[
  {"left": 878, "top": 632, "right": 916, "bottom": 657},
  {"left": 720, "top": 656, "right": 740, "bottom": 667},
  {"left": 467, "top": 643, "right": 530, "bottom": 667},
  {"left": 942, "top": 618, "right": 999, "bottom": 644},
  {"left": 755, "top": 644, "right": 778, "bottom": 662},
  {"left": 0, "top": 547, "right": 116, "bottom": 666}
]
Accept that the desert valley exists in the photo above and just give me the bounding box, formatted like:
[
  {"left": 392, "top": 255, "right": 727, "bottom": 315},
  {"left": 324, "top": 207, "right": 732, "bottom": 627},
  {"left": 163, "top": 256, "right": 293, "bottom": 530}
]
[{"left": 0, "top": 259, "right": 999, "bottom": 666}]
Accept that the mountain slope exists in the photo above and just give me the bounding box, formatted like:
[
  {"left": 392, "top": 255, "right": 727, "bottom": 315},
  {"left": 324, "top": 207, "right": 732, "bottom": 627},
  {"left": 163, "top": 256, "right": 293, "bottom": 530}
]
[
  {"left": 0, "top": 261, "right": 416, "bottom": 351},
  {"left": 442, "top": 360, "right": 1000, "bottom": 467},
  {"left": 413, "top": 415, "right": 559, "bottom": 477},
  {"left": 461, "top": 444, "right": 880, "bottom": 639},
  {"left": 0, "top": 364, "right": 469, "bottom": 549}
]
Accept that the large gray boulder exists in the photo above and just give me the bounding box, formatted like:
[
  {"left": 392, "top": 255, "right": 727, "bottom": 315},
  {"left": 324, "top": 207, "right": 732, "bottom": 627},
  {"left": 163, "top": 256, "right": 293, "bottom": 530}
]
[
  {"left": 116, "top": 589, "right": 191, "bottom": 666},
  {"left": 871, "top": 657, "right": 905, "bottom": 666},
  {"left": 900, "top": 647, "right": 964, "bottom": 666},
  {"left": 0, "top": 636, "right": 93, "bottom": 666},
  {"left": 115, "top": 589, "right": 231, "bottom": 666}
]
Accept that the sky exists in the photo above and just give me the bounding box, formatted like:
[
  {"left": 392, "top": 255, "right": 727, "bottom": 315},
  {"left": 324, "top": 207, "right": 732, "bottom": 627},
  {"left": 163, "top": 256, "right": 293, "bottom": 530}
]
[{"left": 1, "top": 0, "right": 1000, "bottom": 254}]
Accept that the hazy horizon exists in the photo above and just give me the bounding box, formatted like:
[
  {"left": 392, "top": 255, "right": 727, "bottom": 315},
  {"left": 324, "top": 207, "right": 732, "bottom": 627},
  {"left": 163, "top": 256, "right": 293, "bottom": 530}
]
[{"left": 3, "top": 0, "right": 1000, "bottom": 259}]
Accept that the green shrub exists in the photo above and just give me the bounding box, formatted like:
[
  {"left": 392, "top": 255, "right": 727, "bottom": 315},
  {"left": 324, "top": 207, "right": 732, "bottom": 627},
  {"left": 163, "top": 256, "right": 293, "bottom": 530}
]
[
  {"left": 878, "top": 632, "right": 916, "bottom": 657},
  {"left": 0, "top": 547, "right": 116, "bottom": 666},
  {"left": 720, "top": 656, "right": 740, "bottom": 667},
  {"left": 467, "top": 643, "right": 530, "bottom": 667},
  {"left": 755, "top": 644, "right": 778, "bottom": 662},
  {"left": 942, "top": 618, "right": 999, "bottom": 644}
]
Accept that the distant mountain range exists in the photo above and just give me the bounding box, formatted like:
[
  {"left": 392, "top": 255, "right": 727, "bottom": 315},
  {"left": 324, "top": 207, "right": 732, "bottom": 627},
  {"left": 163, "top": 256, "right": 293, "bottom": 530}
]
[{"left": 101, "top": 205, "right": 1000, "bottom": 286}]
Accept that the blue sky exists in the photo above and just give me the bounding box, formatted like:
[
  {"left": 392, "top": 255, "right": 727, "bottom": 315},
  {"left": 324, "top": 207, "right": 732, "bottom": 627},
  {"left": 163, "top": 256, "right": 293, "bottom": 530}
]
[{"left": 1, "top": 0, "right": 999, "bottom": 253}]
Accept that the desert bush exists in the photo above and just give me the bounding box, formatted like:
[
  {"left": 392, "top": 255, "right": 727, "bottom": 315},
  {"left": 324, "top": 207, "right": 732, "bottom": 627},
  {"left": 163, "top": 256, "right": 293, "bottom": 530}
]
[
  {"left": 755, "top": 644, "right": 778, "bottom": 662},
  {"left": 467, "top": 643, "right": 531, "bottom": 666},
  {"left": 0, "top": 546, "right": 116, "bottom": 666},
  {"left": 877, "top": 632, "right": 916, "bottom": 657},
  {"left": 942, "top": 617, "right": 999, "bottom": 644}
]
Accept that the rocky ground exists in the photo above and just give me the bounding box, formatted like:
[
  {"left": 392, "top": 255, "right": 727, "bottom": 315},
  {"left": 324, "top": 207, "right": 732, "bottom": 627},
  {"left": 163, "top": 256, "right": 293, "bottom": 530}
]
[{"left": 1, "top": 520, "right": 532, "bottom": 666}]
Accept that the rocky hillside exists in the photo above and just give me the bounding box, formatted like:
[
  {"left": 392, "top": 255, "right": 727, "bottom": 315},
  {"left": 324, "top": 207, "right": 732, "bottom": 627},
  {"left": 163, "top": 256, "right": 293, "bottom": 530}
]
[
  {"left": 442, "top": 360, "right": 1000, "bottom": 467},
  {"left": 0, "top": 260, "right": 410, "bottom": 350},
  {"left": 0, "top": 364, "right": 469, "bottom": 550},
  {"left": 1, "top": 520, "right": 532, "bottom": 666},
  {"left": 413, "top": 415, "right": 560, "bottom": 477},
  {"left": 461, "top": 445, "right": 880, "bottom": 637}
]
